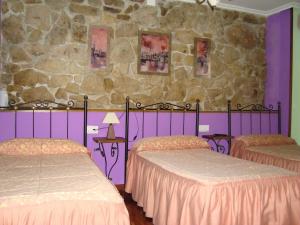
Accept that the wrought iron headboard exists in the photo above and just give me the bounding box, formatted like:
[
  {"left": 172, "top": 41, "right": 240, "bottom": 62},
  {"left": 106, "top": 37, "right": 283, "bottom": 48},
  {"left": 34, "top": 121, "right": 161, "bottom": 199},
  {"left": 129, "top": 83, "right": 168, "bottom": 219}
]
[
  {"left": 124, "top": 96, "right": 200, "bottom": 183},
  {"left": 0, "top": 96, "right": 88, "bottom": 147},
  {"left": 227, "top": 100, "right": 281, "bottom": 148}
]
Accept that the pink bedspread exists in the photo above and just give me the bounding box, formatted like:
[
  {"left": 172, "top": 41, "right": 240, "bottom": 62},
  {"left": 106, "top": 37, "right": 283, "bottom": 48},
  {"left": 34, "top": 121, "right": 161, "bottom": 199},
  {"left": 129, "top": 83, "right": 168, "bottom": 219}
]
[
  {"left": 231, "top": 141, "right": 300, "bottom": 173},
  {"left": 0, "top": 152, "right": 129, "bottom": 225},
  {"left": 126, "top": 149, "right": 300, "bottom": 225}
]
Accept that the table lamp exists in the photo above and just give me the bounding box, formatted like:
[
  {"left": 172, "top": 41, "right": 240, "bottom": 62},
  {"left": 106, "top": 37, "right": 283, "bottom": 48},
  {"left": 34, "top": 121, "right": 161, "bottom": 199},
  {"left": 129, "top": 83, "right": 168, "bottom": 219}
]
[{"left": 102, "top": 112, "right": 120, "bottom": 139}]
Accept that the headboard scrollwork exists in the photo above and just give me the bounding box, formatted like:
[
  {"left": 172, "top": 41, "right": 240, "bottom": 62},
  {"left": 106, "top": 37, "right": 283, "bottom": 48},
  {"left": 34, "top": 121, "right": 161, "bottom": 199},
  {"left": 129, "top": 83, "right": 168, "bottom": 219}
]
[
  {"left": 1, "top": 96, "right": 88, "bottom": 147},
  {"left": 227, "top": 100, "right": 281, "bottom": 149},
  {"left": 124, "top": 96, "right": 200, "bottom": 184}
]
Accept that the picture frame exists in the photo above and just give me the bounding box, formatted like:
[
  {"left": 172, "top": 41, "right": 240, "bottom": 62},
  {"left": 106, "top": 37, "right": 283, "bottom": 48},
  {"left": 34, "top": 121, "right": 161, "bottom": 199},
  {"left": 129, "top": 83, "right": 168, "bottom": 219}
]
[
  {"left": 88, "top": 25, "right": 111, "bottom": 69},
  {"left": 137, "top": 30, "right": 171, "bottom": 76},
  {"left": 194, "top": 38, "right": 211, "bottom": 76}
]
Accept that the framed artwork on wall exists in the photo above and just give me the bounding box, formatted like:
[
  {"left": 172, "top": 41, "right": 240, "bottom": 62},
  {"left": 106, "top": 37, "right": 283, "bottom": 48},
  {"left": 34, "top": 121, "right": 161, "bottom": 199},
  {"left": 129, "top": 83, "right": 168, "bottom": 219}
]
[
  {"left": 194, "top": 38, "right": 211, "bottom": 76},
  {"left": 137, "top": 31, "right": 171, "bottom": 76},
  {"left": 88, "top": 26, "right": 111, "bottom": 69}
]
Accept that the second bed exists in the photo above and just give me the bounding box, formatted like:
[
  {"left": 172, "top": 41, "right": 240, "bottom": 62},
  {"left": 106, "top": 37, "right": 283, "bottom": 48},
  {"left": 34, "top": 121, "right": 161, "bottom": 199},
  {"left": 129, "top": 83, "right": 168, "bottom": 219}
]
[{"left": 124, "top": 98, "right": 300, "bottom": 225}]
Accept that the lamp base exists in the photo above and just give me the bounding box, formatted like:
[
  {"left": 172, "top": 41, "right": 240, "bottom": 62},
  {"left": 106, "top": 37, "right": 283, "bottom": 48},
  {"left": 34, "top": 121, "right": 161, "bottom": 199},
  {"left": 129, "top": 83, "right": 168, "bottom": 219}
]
[{"left": 106, "top": 124, "right": 116, "bottom": 139}]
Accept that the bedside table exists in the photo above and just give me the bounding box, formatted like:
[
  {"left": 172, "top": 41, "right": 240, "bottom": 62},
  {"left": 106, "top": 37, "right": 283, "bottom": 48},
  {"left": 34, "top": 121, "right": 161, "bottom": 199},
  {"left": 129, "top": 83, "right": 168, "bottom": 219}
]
[
  {"left": 202, "top": 134, "right": 233, "bottom": 154},
  {"left": 93, "top": 137, "right": 125, "bottom": 181}
]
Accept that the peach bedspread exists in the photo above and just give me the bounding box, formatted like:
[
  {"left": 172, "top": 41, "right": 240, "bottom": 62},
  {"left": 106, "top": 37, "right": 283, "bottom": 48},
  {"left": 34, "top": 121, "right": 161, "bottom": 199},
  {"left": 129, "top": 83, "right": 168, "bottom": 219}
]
[
  {"left": 231, "top": 142, "right": 300, "bottom": 173},
  {"left": 126, "top": 149, "right": 300, "bottom": 225},
  {"left": 0, "top": 152, "right": 129, "bottom": 225}
]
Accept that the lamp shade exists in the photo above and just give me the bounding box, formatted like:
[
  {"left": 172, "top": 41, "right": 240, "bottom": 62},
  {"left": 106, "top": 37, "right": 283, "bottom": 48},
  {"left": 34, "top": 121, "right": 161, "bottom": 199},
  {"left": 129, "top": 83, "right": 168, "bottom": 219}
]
[
  {"left": 102, "top": 112, "right": 120, "bottom": 124},
  {"left": 0, "top": 89, "right": 9, "bottom": 107}
]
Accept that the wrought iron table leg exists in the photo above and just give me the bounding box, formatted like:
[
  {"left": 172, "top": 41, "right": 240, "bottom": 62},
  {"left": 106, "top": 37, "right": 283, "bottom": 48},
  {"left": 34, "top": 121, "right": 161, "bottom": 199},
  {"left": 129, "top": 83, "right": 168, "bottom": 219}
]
[
  {"left": 95, "top": 142, "right": 120, "bottom": 181},
  {"left": 95, "top": 143, "right": 108, "bottom": 177},
  {"left": 107, "top": 142, "right": 119, "bottom": 180},
  {"left": 209, "top": 139, "right": 227, "bottom": 154}
]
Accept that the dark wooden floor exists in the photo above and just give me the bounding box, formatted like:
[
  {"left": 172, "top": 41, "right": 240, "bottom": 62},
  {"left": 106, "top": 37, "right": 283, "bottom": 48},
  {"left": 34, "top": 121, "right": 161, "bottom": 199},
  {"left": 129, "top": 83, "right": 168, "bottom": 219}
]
[{"left": 116, "top": 185, "right": 153, "bottom": 225}]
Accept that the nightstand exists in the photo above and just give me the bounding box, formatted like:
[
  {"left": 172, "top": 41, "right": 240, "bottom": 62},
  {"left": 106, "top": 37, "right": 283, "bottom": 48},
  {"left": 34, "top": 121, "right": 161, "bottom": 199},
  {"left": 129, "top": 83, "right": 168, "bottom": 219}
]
[
  {"left": 93, "top": 137, "right": 125, "bottom": 181},
  {"left": 202, "top": 134, "right": 233, "bottom": 154}
]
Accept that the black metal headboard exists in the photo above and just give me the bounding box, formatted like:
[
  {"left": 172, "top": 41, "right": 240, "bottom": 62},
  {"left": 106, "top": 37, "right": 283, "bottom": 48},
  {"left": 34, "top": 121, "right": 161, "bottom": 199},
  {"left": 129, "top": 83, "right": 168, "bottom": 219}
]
[
  {"left": 0, "top": 96, "right": 88, "bottom": 147},
  {"left": 124, "top": 96, "right": 200, "bottom": 183},
  {"left": 227, "top": 100, "right": 281, "bottom": 148}
]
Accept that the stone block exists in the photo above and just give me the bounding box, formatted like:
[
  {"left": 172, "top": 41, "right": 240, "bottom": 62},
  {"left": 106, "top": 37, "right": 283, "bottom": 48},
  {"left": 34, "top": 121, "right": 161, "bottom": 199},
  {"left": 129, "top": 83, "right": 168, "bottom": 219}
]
[
  {"left": 21, "top": 86, "right": 54, "bottom": 102},
  {"left": 55, "top": 88, "right": 68, "bottom": 100},
  {"left": 28, "top": 29, "right": 43, "bottom": 42},
  {"left": 25, "top": 5, "right": 51, "bottom": 31},
  {"left": 111, "top": 93, "right": 125, "bottom": 105},
  {"left": 132, "top": 6, "right": 159, "bottom": 27},
  {"left": 49, "top": 75, "right": 73, "bottom": 88},
  {"left": 225, "top": 24, "right": 257, "bottom": 49},
  {"left": 103, "top": 6, "right": 121, "bottom": 14},
  {"left": 73, "top": 15, "right": 85, "bottom": 24},
  {"left": 72, "top": 23, "right": 87, "bottom": 43},
  {"left": 24, "top": 0, "right": 42, "bottom": 3},
  {"left": 10, "top": 46, "right": 31, "bottom": 63},
  {"left": 88, "top": 0, "right": 102, "bottom": 7},
  {"left": 165, "top": 81, "right": 186, "bottom": 101},
  {"left": 5, "top": 64, "right": 21, "bottom": 74},
  {"left": 57, "top": 12, "right": 71, "bottom": 30},
  {"left": 111, "top": 38, "right": 135, "bottom": 63},
  {"left": 104, "top": 0, "right": 124, "bottom": 8},
  {"left": 65, "top": 83, "right": 80, "bottom": 94},
  {"left": 116, "top": 22, "right": 138, "bottom": 37},
  {"left": 69, "top": 3, "right": 99, "bottom": 16},
  {"left": 10, "top": 0, "right": 24, "bottom": 13},
  {"left": 36, "top": 58, "right": 68, "bottom": 73},
  {"left": 2, "top": 16, "right": 25, "bottom": 44},
  {"left": 81, "top": 75, "right": 104, "bottom": 94},
  {"left": 45, "top": 0, "right": 69, "bottom": 10},
  {"left": 1, "top": 1, "right": 9, "bottom": 14},
  {"left": 175, "top": 30, "right": 198, "bottom": 45},
  {"left": 14, "top": 69, "right": 49, "bottom": 87},
  {"left": 47, "top": 26, "right": 68, "bottom": 45},
  {"left": 117, "top": 14, "right": 131, "bottom": 21},
  {"left": 104, "top": 78, "right": 114, "bottom": 92}
]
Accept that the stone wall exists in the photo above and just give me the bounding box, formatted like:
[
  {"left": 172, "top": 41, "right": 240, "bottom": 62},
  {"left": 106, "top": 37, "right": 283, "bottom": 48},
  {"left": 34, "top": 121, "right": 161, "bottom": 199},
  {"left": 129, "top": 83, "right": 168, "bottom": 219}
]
[{"left": 0, "top": 0, "right": 266, "bottom": 110}]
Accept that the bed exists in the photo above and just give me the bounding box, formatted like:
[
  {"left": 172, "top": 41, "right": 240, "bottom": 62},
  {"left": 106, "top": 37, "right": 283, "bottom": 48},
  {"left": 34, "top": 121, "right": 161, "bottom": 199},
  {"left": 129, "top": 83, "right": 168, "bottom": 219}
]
[
  {"left": 124, "top": 97, "right": 300, "bottom": 225},
  {"left": 0, "top": 97, "right": 129, "bottom": 225},
  {"left": 228, "top": 101, "right": 300, "bottom": 173}
]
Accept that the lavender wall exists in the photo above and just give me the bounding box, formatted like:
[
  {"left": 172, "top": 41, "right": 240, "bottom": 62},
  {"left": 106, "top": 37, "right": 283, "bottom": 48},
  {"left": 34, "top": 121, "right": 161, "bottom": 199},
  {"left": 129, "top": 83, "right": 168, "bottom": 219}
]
[
  {"left": 265, "top": 9, "right": 292, "bottom": 136},
  {"left": 0, "top": 110, "right": 279, "bottom": 184}
]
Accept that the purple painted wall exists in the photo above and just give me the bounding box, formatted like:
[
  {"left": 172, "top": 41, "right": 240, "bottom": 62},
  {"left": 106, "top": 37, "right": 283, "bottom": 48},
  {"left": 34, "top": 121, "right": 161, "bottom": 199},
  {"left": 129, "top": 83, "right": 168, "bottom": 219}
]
[
  {"left": 0, "top": 110, "right": 279, "bottom": 184},
  {"left": 265, "top": 9, "right": 292, "bottom": 136}
]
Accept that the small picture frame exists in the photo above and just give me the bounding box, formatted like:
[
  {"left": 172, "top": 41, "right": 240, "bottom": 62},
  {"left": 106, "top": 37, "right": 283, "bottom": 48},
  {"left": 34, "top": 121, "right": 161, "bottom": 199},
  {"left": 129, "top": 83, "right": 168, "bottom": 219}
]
[
  {"left": 194, "top": 38, "right": 211, "bottom": 76},
  {"left": 137, "top": 31, "right": 171, "bottom": 76},
  {"left": 88, "top": 25, "right": 111, "bottom": 69}
]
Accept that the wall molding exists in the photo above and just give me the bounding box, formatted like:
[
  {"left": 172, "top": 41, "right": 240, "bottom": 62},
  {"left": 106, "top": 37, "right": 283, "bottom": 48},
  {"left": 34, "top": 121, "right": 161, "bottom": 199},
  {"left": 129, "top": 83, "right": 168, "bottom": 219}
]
[
  {"left": 217, "top": 2, "right": 300, "bottom": 16},
  {"left": 170, "top": 0, "right": 300, "bottom": 17}
]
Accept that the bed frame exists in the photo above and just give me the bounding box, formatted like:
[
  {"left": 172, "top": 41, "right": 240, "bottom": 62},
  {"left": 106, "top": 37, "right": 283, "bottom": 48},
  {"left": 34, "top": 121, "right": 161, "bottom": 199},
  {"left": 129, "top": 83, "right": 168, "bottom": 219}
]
[
  {"left": 0, "top": 96, "right": 88, "bottom": 147},
  {"left": 227, "top": 100, "right": 281, "bottom": 149},
  {"left": 124, "top": 96, "right": 200, "bottom": 183}
]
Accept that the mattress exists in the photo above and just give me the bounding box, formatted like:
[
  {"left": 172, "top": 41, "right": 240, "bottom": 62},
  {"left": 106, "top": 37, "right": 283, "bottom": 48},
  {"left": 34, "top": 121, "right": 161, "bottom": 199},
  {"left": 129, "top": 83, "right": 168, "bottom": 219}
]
[
  {"left": 126, "top": 147, "right": 300, "bottom": 225},
  {"left": 231, "top": 135, "right": 300, "bottom": 173},
  {"left": 0, "top": 139, "right": 130, "bottom": 225}
]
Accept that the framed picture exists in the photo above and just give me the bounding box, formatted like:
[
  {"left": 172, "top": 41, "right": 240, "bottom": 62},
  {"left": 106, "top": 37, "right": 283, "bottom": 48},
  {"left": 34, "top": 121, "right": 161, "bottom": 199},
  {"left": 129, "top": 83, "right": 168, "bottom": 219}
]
[
  {"left": 138, "top": 31, "right": 171, "bottom": 76},
  {"left": 194, "top": 38, "right": 211, "bottom": 76},
  {"left": 88, "top": 26, "right": 111, "bottom": 69}
]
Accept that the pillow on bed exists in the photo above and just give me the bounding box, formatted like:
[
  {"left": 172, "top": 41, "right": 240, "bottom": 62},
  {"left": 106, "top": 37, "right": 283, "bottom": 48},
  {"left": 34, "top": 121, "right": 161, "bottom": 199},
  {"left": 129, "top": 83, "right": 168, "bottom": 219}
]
[
  {"left": 131, "top": 135, "right": 210, "bottom": 152},
  {"left": 235, "top": 135, "right": 296, "bottom": 147},
  {"left": 0, "top": 138, "right": 88, "bottom": 155}
]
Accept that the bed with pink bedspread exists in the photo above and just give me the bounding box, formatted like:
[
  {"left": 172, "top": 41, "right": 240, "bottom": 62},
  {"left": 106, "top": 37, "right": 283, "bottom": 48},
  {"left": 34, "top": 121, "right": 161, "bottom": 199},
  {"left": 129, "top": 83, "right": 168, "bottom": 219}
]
[
  {"left": 0, "top": 138, "right": 130, "bottom": 225},
  {"left": 230, "top": 134, "right": 300, "bottom": 173},
  {"left": 125, "top": 135, "right": 300, "bottom": 225}
]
